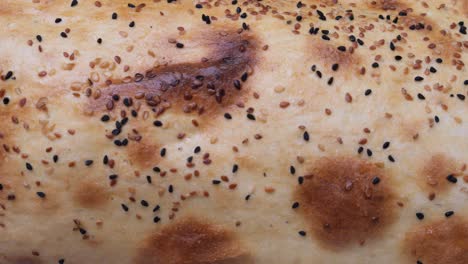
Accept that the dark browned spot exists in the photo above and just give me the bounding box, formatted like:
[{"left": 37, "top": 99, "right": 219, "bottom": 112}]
[
  {"left": 88, "top": 29, "right": 259, "bottom": 123},
  {"left": 366, "top": 0, "right": 406, "bottom": 11},
  {"left": 404, "top": 217, "right": 468, "bottom": 264},
  {"left": 4, "top": 256, "right": 42, "bottom": 264},
  {"left": 294, "top": 156, "right": 397, "bottom": 249},
  {"left": 135, "top": 217, "right": 251, "bottom": 264},
  {"left": 420, "top": 153, "right": 457, "bottom": 194},
  {"left": 310, "top": 40, "right": 361, "bottom": 77},
  {"left": 127, "top": 140, "right": 159, "bottom": 170},
  {"left": 72, "top": 180, "right": 110, "bottom": 209}
]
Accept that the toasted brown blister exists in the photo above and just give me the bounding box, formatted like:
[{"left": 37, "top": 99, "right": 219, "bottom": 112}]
[
  {"left": 135, "top": 217, "right": 251, "bottom": 264},
  {"left": 294, "top": 156, "right": 398, "bottom": 249},
  {"left": 403, "top": 217, "right": 468, "bottom": 264}
]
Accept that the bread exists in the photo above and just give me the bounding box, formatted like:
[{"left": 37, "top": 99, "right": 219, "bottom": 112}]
[{"left": 0, "top": 0, "right": 467, "bottom": 263}]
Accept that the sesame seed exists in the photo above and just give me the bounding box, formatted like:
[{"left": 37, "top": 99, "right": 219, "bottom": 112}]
[
  {"left": 153, "top": 120, "right": 163, "bottom": 127},
  {"left": 194, "top": 146, "right": 201, "bottom": 153},
  {"left": 37, "top": 192, "right": 46, "bottom": 198},
  {"left": 372, "top": 177, "right": 381, "bottom": 185},
  {"left": 417, "top": 93, "right": 426, "bottom": 100},
  {"left": 365, "top": 89, "right": 372, "bottom": 96},
  {"left": 382, "top": 141, "right": 390, "bottom": 149},
  {"left": 141, "top": 200, "right": 149, "bottom": 207},
  {"left": 445, "top": 211, "right": 454, "bottom": 217},
  {"left": 129, "top": 21, "right": 135, "bottom": 27},
  {"left": 332, "top": 64, "right": 339, "bottom": 71},
  {"left": 292, "top": 202, "right": 299, "bottom": 209},
  {"left": 298, "top": 230, "right": 307, "bottom": 236},
  {"left": 112, "top": 13, "right": 118, "bottom": 19},
  {"left": 71, "top": 0, "right": 78, "bottom": 7},
  {"left": 101, "top": 115, "right": 110, "bottom": 122},
  {"left": 85, "top": 160, "right": 93, "bottom": 166},
  {"left": 303, "top": 131, "right": 310, "bottom": 141},
  {"left": 446, "top": 174, "right": 457, "bottom": 183},
  {"left": 121, "top": 204, "right": 129, "bottom": 212},
  {"left": 388, "top": 155, "right": 395, "bottom": 162},
  {"left": 414, "top": 76, "right": 424, "bottom": 82},
  {"left": 153, "top": 205, "right": 160, "bottom": 212},
  {"left": 55, "top": 18, "right": 62, "bottom": 23},
  {"left": 290, "top": 166, "right": 296, "bottom": 175},
  {"left": 153, "top": 216, "right": 161, "bottom": 223},
  {"left": 416, "top": 212, "right": 424, "bottom": 220},
  {"left": 224, "top": 113, "right": 232, "bottom": 120},
  {"left": 26, "top": 163, "right": 33, "bottom": 171},
  {"left": 176, "top": 43, "right": 184, "bottom": 48}
]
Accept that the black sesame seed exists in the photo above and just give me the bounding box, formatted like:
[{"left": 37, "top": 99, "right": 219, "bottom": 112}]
[
  {"left": 372, "top": 62, "right": 379, "bottom": 68},
  {"left": 332, "top": 63, "right": 339, "bottom": 71},
  {"left": 101, "top": 115, "right": 110, "bottom": 122},
  {"left": 232, "top": 164, "right": 239, "bottom": 173},
  {"left": 233, "top": 80, "right": 242, "bottom": 89},
  {"left": 388, "top": 155, "right": 395, "bottom": 162},
  {"left": 141, "top": 200, "right": 149, "bottom": 207},
  {"left": 176, "top": 42, "right": 184, "bottom": 48},
  {"left": 382, "top": 141, "right": 390, "bottom": 149},
  {"left": 296, "top": 15, "right": 302, "bottom": 22},
  {"left": 417, "top": 93, "right": 426, "bottom": 100},
  {"left": 112, "top": 13, "right": 118, "bottom": 19},
  {"left": 121, "top": 204, "right": 129, "bottom": 212},
  {"left": 194, "top": 146, "right": 201, "bottom": 153},
  {"left": 429, "top": 67, "right": 437, "bottom": 73},
  {"left": 71, "top": 0, "right": 78, "bottom": 7},
  {"left": 131, "top": 110, "right": 138, "bottom": 117},
  {"left": 55, "top": 18, "right": 62, "bottom": 23},
  {"left": 372, "top": 177, "right": 381, "bottom": 185},
  {"left": 416, "top": 212, "right": 424, "bottom": 220},
  {"left": 103, "top": 155, "right": 108, "bottom": 164},
  {"left": 85, "top": 160, "right": 93, "bottom": 166},
  {"left": 365, "top": 89, "right": 372, "bottom": 96},
  {"left": 153, "top": 205, "right": 160, "bottom": 212},
  {"left": 129, "top": 21, "right": 135, "bottom": 27},
  {"left": 446, "top": 174, "right": 457, "bottom": 183},
  {"left": 322, "top": 35, "right": 330, "bottom": 41},
  {"left": 241, "top": 72, "right": 248, "bottom": 82},
  {"left": 316, "top": 10, "right": 326, "bottom": 21},
  {"left": 153, "top": 120, "right": 163, "bottom": 127},
  {"left": 53, "top": 155, "right": 59, "bottom": 163},
  {"left": 303, "top": 131, "right": 310, "bottom": 141},
  {"left": 337, "top": 46, "right": 346, "bottom": 52},
  {"left": 195, "top": 3, "right": 202, "bottom": 8},
  {"left": 212, "top": 180, "right": 221, "bottom": 185},
  {"left": 367, "top": 149, "right": 373, "bottom": 157},
  {"left": 349, "top": 35, "right": 356, "bottom": 42},
  {"left": 153, "top": 216, "right": 161, "bottom": 223},
  {"left": 390, "top": 42, "right": 395, "bottom": 51},
  {"left": 434, "top": 116, "right": 439, "bottom": 123},
  {"left": 128, "top": 3, "right": 136, "bottom": 8},
  {"left": 395, "top": 55, "right": 402, "bottom": 61},
  {"left": 292, "top": 202, "right": 300, "bottom": 209},
  {"left": 327, "top": 77, "right": 334, "bottom": 85},
  {"left": 456, "top": 94, "right": 465, "bottom": 101},
  {"left": 79, "top": 228, "right": 87, "bottom": 235},
  {"left": 445, "top": 211, "right": 454, "bottom": 217},
  {"left": 26, "top": 163, "right": 33, "bottom": 171},
  {"left": 240, "top": 13, "right": 247, "bottom": 19},
  {"left": 0, "top": 184, "right": 3, "bottom": 191},
  {"left": 97, "top": 38, "right": 102, "bottom": 44},
  {"left": 247, "top": 114, "right": 256, "bottom": 120},
  {"left": 316, "top": 71, "right": 322, "bottom": 78},
  {"left": 290, "top": 166, "right": 296, "bottom": 175},
  {"left": 358, "top": 146, "right": 364, "bottom": 154},
  {"left": 298, "top": 176, "right": 304, "bottom": 185},
  {"left": 60, "top": 32, "right": 68, "bottom": 38},
  {"left": 146, "top": 175, "right": 152, "bottom": 184},
  {"left": 224, "top": 113, "right": 232, "bottom": 120},
  {"left": 160, "top": 148, "right": 166, "bottom": 157},
  {"left": 357, "top": 39, "right": 364, "bottom": 45},
  {"left": 298, "top": 230, "right": 307, "bottom": 236},
  {"left": 414, "top": 76, "right": 424, "bottom": 82},
  {"left": 58, "top": 259, "right": 65, "bottom": 264},
  {"left": 3, "top": 98, "right": 10, "bottom": 105},
  {"left": 245, "top": 194, "right": 251, "bottom": 200},
  {"left": 109, "top": 174, "right": 118, "bottom": 180},
  {"left": 36, "top": 35, "right": 43, "bottom": 42},
  {"left": 37, "top": 192, "right": 46, "bottom": 198}
]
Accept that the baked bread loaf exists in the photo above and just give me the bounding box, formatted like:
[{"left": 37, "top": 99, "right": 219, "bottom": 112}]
[{"left": 0, "top": 0, "right": 467, "bottom": 263}]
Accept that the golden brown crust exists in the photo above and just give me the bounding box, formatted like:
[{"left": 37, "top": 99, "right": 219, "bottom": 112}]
[
  {"left": 0, "top": 0, "right": 466, "bottom": 263},
  {"left": 403, "top": 217, "right": 468, "bottom": 264},
  {"left": 135, "top": 217, "right": 251, "bottom": 264},
  {"left": 294, "top": 156, "right": 398, "bottom": 249}
]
